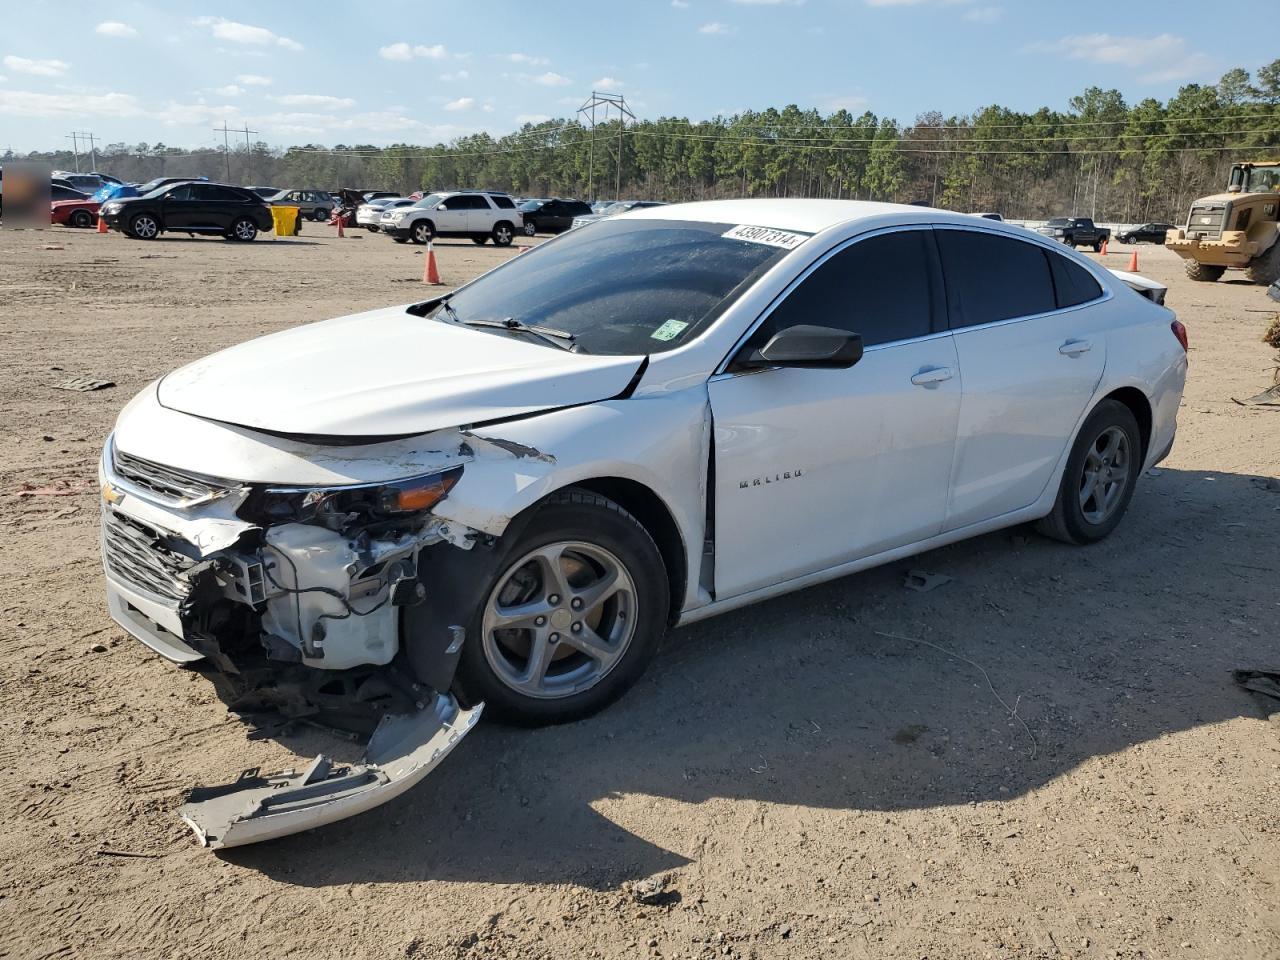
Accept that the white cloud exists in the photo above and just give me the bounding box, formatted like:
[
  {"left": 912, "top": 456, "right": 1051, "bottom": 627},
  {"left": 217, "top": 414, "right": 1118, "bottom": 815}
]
[
  {"left": 444, "top": 96, "right": 474, "bottom": 111},
  {"left": 698, "top": 22, "right": 733, "bottom": 34},
  {"left": 214, "top": 84, "right": 244, "bottom": 96},
  {"left": 504, "top": 52, "right": 549, "bottom": 66},
  {"left": 730, "top": 0, "right": 805, "bottom": 4},
  {"left": 270, "top": 94, "right": 355, "bottom": 109},
  {"left": 593, "top": 77, "right": 623, "bottom": 91},
  {"left": 379, "top": 42, "right": 448, "bottom": 61},
  {"left": 671, "top": 0, "right": 689, "bottom": 7},
  {"left": 193, "top": 17, "right": 302, "bottom": 51},
  {"left": 95, "top": 21, "right": 137, "bottom": 38},
  {"left": 482, "top": 103, "right": 494, "bottom": 113},
  {"left": 1022, "top": 33, "right": 1215, "bottom": 84},
  {"left": 440, "top": 69, "right": 470, "bottom": 82},
  {"left": 0, "top": 88, "right": 140, "bottom": 117},
  {"left": 237, "top": 73, "right": 272, "bottom": 86},
  {"left": 517, "top": 113, "right": 551, "bottom": 125},
  {"left": 154, "top": 100, "right": 240, "bottom": 125},
  {"left": 531, "top": 71, "right": 572, "bottom": 87},
  {"left": 3, "top": 55, "right": 69, "bottom": 77},
  {"left": 963, "top": 5, "right": 1002, "bottom": 21}
]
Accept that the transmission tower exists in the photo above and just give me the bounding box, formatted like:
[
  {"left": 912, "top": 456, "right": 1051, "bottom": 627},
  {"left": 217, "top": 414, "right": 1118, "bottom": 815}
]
[{"left": 577, "top": 92, "right": 635, "bottom": 201}]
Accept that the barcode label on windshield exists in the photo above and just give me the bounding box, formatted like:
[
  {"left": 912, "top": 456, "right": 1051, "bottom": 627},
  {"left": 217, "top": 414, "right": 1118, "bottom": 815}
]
[{"left": 723, "top": 224, "right": 809, "bottom": 250}]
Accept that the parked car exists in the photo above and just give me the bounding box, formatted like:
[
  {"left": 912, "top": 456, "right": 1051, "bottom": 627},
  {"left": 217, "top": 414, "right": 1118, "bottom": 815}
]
[
  {"left": 356, "top": 197, "right": 413, "bottom": 231},
  {"left": 519, "top": 197, "right": 593, "bottom": 235},
  {"left": 971, "top": 212, "right": 1004, "bottom": 221},
  {"left": 571, "top": 200, "right": 667, "bottom": 229},
  {"left": 99, "top": 181, "right": 273, "bottom": 241},
  {"left": 51, "top": 183, "right": 89, "bottom": 202},
  {"left": 51, "top": 197, "right": 100, "bottom": 228},
  {"left": 1117, "top": 222, "right": 1175, "bottom": 244},
  {"left": 265, "top": 188, "right": 336, "bottom": 222},
  {"left": 51, "top": 171, "right": 123, "bottom": 194},
  {"left": 1036, "top": 217, "right": 1111, "bottom": 251},
  {"left": 383, "top": 190, "right": 520, "bottom": 245},
  {"left": 249, "top": 186, "right": 284, "bottom": 198},
  {"left": 100, "top": 199, "right": 1186, "bottom": 848}
]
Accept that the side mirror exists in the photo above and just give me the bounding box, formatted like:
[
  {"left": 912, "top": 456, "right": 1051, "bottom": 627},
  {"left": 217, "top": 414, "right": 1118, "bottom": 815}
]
[{"left": 736, "top": 325, "right": 864, "bottom": 371}]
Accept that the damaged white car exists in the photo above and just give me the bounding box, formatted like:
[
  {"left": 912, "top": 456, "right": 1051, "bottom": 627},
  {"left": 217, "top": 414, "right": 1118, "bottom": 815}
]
[{"left": 100, "top": 199, "right": 1187, "bottom": 848}]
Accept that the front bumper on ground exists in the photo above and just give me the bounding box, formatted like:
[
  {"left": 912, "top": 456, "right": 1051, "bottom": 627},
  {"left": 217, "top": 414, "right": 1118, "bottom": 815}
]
[{"left": 382, "top": 224, "right": 412, "bottom": 239}]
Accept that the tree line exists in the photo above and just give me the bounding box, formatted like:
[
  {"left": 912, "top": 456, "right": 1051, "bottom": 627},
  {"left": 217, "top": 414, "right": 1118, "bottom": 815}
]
[{"left": 13, "top": 59, "right": 1280, "bottom": 223}]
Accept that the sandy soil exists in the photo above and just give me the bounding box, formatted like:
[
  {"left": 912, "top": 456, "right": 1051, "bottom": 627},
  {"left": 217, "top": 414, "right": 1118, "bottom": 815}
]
[{"left": 0, "top": 222, "right": 1277, "bottom": 960}]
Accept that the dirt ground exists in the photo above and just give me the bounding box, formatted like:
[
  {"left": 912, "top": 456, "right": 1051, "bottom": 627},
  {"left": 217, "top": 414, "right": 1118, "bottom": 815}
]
[{"left": 0, "top": 222, "right": 1277, "bottom": 960}]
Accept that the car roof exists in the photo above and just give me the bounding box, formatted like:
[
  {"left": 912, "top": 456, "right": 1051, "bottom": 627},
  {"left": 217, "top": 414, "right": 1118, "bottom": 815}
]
[{"left": 623, "top": 198, "right": 1000, "bottom": 235}]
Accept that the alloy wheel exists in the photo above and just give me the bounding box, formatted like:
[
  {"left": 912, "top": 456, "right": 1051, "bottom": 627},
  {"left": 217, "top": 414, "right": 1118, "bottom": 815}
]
[
  {"left": 132, "top": 216, "right": 158, "bottom": 239},
  {"left": 1078, "top": 426, "right": 1130, "bottom": 525},
  {"left": 494, "top": 224, "right": 513, "bottom": 245},
  {"left": 480, "top": 541, "right": 637, "bottom": 700}
]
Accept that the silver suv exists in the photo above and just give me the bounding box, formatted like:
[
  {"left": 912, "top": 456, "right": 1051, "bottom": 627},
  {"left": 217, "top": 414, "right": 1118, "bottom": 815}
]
[{"left": 382, "top": 190, "right": 519, "bottom": 246}]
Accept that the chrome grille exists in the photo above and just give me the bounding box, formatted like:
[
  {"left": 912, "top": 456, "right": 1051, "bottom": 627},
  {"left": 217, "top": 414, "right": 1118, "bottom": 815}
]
[
  {"left": 102, "top": 508, "right": 198, "bottom": 603},
  {"left": 1187, "top": 204, "right": 1226, "bottom": 240},
  {"left": 111, "top": 446, "right": 233, "bottom": 507}
]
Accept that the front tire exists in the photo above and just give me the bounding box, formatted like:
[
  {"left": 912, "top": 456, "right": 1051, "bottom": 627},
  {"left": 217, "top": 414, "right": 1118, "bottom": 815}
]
[
  {"left": 128, "top": 213, "right": 159, "bottom": 240},
  {"left": 523, "top": 221, "right": 537, "bottom": 237},
  {"left": 1036, "top": 399, "right": 1142, "bottom": 545},
  {"left": 70, "top": 209, "right": 95, "bottom": 228},
  {"left": 1245, "top": 241, "right": 1280, "bottom": 286},
  {"left": 1185, "top": 260, "right": 1225, "bottom": 282},
  {"left": 492, "top": 221, "right": 514, "bottom": 247},
  {"left": 454, "top": 489, "right": 669, "bottom": 726},
  {"left": 411, "top": 220, "right": 434, "bottom": 245}
]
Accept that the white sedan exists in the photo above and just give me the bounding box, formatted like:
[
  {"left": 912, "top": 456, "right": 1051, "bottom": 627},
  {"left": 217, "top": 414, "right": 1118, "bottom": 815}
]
[
  {"left": 99, "top": 199, "right": 1187, "bottom": 847},
  {"left": 355, "top": 197, "right": 412, "bottom": 231}
]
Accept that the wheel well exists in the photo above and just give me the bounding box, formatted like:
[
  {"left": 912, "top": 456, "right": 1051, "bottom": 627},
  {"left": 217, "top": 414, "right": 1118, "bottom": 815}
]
[
  {"left": 1101, "top": 386, "right": 1152, "bottom": 462},
  {"left": 571, "top": 477, "right": 687, "bottom": 627}
]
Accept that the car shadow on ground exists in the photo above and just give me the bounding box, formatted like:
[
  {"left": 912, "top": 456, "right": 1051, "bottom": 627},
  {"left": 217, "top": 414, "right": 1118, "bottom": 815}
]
[{"left": 225, "top": 466, "right": 1279, "bottom": 888}]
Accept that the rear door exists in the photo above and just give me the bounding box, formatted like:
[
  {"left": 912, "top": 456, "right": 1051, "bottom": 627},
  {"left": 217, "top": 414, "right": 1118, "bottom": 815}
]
[
  {"left": 458, "top": 195, "right": 494, "bottom": 233},
  {"left": 936, "top": 228, "right": 1107, "bottom": 530},
  {"left": 709, "top": 228, "right": 961, "bottom": 598}
]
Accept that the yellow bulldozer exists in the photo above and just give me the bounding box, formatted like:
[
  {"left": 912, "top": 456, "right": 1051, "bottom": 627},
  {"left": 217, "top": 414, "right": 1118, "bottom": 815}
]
[{"left": 1166, "top": 160, "right": 1280, "bottom": 284}]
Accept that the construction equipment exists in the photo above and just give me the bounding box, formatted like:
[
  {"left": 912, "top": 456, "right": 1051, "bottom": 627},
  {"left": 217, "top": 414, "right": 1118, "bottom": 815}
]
[{"left": 1166, "top": 160, "right": 1280, "bottom": 284}]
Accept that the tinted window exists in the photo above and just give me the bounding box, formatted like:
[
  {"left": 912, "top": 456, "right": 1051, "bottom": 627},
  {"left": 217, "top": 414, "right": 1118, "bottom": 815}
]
[
  {"left": 936, "top": 230, "right": 1056, "bottom": 327},
  {"left": 1047, "top": 250, "right": 1103, "bottom": 308},
  {"left": 757, "top": 230, "right": 937, "bottom": 348},
  {"left": 492, "top": 195, "right": 515, "bottom": 209},
  {"left": 166, "top": 184, "right": 195, "bottom": 201},
  {"left": 437, "top": 219, "right": 795, "bottom": 356}
]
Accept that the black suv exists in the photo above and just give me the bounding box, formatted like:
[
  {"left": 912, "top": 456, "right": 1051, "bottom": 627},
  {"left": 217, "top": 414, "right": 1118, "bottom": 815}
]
[
  {"left": 519, "top": 198, "right": 593, "bottom": 235},
  {"left": 100, "top": 181, "right": 274, "bottom": 241},
  {"left": 1116, "top": 222, "right": 1175, "bottom": 244}
]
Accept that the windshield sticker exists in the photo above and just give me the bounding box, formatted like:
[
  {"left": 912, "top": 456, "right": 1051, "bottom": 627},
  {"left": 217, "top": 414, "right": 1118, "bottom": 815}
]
[
  {"left": 722, "top": 224, "right": 810, "bottom": 250},
  {"left": 651, "top": 319, "right": 690, "bottom": 342}
]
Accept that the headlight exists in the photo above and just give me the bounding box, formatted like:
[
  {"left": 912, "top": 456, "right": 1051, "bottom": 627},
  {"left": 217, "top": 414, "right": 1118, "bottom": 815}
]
[
  {"left": 388, "top": 210, "right": 408, "bottom": 221},
  {"left": 240, "top": 467, "right": 463, "bottom": 530},
  {"left": 102, "top": 202, "right": 123, "bottom": 214},
  {"left": 1054, "top": 229, "right": 1065, "bottom": 236}
]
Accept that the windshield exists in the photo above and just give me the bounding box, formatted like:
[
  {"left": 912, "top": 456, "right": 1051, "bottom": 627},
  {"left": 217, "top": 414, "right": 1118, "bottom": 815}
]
[
  {"left": 435, "top": 219, "right": 801, "bottom": 355},
  {"left": 138, "top": 179, "right": 177, "bottom": 196},
  {"left": 1245, "top": 166, "right": 1280, "bottom": 194},
  {"left": 518, "top": 199, "right": 544, "bottom": 211},
  {"left": 1046, "top": 218, "right": 1069, "bottom": 226},
  {"left": 141, "top": 182, "right": 181, "bottom": 199},
  {"left": 414, "top": 193, "right": 445, "bottom": 208}
]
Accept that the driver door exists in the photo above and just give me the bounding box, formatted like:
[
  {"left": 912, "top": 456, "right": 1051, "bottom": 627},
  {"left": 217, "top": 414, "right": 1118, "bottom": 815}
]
[
  {"left": 160, "top": 183, "right": 199, "bottom": 230},
  {"left": 433, "top": 198, "right": 469, "bottom": 234},
  {"left": 708, "top": 228, "right": 962, "bottom": 599}
]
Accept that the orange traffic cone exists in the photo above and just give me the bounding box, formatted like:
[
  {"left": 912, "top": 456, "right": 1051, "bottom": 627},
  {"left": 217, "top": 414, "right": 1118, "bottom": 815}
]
[
  {"left": 96, "top": 216, "right": 108, "bottom": 234},
  {"left": 1127, "top": 250, "right": 1139, "bottom": 272},
  {"left": 1099, "top": 239, "right": 1108, "bottom": 255},
  {"left": 336, "top": 215, "right": 345, "bottom": 238},
  {"left": 424, "top": 241, "right": 443, "bottom": 285}
]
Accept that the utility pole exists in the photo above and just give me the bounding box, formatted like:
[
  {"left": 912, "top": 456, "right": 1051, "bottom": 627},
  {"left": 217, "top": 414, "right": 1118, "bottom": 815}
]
[
  {"left": 577, "top": 92, "right": 635, "bottom": 201},
  {"left": 241, "top": 123, "right": 260, "bottom": 184},
  {"left": 214, "top": 123, "right": 233, "bottom": 181},
  {"left": 83, "top": 132, "right": 98, "bottom": 171},
  {"left": 66, "top": 132, "right": 81, "bottom": 172}
]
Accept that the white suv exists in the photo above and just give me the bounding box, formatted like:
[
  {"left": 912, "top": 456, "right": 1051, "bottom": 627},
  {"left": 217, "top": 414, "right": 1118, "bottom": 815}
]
[{"left": 383, "top": 190, "right": 519, "bottom": 246}]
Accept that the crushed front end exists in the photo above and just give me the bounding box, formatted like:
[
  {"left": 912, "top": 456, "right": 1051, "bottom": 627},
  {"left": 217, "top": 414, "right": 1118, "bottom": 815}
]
[{"left": 99, "top": 432, "right": 483, "bottom": 849}]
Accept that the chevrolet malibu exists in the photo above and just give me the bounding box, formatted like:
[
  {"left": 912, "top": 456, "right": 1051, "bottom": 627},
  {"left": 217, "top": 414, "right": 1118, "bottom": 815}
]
[{"left": 100, "top": 200, "right": 1187, "bottom": 847}]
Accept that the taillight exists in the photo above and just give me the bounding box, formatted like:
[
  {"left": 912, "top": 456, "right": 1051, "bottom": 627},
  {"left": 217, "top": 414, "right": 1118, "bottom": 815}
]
[{"left": 1171, "top": 319, "right": 1189, "bottom": 352}]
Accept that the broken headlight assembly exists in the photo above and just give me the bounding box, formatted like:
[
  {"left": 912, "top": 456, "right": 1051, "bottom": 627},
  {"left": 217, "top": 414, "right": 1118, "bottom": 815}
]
[{"left": 239, "top": 467, "right": 463, "bottom": 532}]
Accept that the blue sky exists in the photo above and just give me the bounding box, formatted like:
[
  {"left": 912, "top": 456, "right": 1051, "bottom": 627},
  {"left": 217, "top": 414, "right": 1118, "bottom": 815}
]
[{"left": 3, "top": 1, "right": 1276, "bottom": 152}]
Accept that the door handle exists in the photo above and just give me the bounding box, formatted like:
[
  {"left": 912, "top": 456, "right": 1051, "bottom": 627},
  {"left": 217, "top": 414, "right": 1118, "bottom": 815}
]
[
  {"left": 1059, "top": 339, "right": 1093, "bottom": 356},
  {"left": 910, "top": 366, "right": 954, "bottom": 386}
]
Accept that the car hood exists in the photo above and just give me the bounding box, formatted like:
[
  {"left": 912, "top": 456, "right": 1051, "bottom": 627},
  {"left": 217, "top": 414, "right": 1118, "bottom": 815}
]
[{"left": 156, "top": 305, "right": 646, "bottom": 438}]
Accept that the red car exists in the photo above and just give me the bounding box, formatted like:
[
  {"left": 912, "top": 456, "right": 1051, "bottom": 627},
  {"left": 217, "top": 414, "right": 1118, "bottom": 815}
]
[{"left": 51, "top": 198, "right": 101, "bottom": 228}]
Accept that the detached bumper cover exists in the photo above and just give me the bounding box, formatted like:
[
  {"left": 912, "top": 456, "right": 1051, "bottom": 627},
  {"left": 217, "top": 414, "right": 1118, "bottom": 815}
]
[{"left": 180, "top": 693, "right": 482, "bottom": 849}]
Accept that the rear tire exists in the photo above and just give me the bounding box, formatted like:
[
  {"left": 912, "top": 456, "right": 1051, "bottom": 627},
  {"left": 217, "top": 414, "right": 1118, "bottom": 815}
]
[
  {"left": 450, "top": 489, "right": 669, "bottom": 726},
  {"left": 70, "top": 209, "right": 94, "bottom": 228},
  {"left": 1245, "top": 241, "right": 1280, "bottom": 286},
  {"left": 1036, "top": 399, "right": 1142, "bottom": 546},
  {"left": 523, "top": 221, "right": 537, "bottom": 237},
  {"left": 227, "top": 217, "right": 258, "bottom": 242},
  {"left": 1185, "top": 260, "right": 1225, "bottom": 282},
  {"left": 492, "top": 221, "right": 515, "bottom": 247},
  {"left": 471, "top": 235, "right": 489, "bottom": 245}
]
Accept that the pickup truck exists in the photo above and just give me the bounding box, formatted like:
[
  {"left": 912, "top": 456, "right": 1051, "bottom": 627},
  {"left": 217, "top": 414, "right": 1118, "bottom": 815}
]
[{"left": 1036, "top": 217, "right": 1110, "bottom": 251}]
